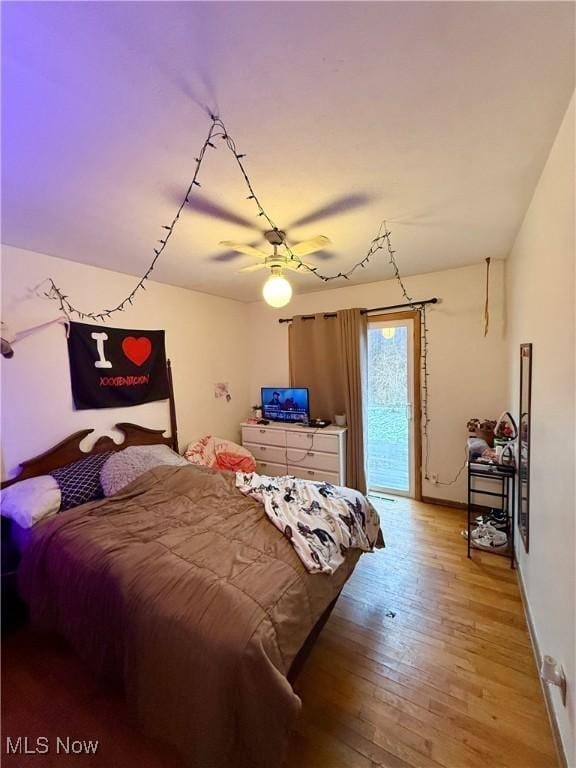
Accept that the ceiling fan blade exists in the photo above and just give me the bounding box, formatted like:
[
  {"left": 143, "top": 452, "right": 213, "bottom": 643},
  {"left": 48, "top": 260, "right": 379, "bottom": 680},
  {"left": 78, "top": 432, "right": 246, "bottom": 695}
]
[
  {"left": 288, "top": 193, "right": 372, "bottom": 228},
  {"left": 211, "top": 250, "right": 243, "bottom": 263},
  {"left": 289, "top": 236, "right": 332, "bottom": 257},
  {"left": 219, "top": 241, "right": 268, "bottom": 259},
  {"left": 209, "top": 239, "right": 265, "bottom": 263},
  {"left": 238, "top": 263, "right": 268, "bottom": 273},
  {"left": 185, "top": 195, "right": 257, "bottom": 229}
]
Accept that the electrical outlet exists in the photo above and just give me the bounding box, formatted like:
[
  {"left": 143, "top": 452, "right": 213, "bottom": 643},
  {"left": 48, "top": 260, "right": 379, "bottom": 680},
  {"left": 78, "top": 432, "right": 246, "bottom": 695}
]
[
  {"left": 431, "top": 473, "right": 438, "bottom": 484},
  {"left": 541, "top": 656, "right": 567, "bottom": 706}
]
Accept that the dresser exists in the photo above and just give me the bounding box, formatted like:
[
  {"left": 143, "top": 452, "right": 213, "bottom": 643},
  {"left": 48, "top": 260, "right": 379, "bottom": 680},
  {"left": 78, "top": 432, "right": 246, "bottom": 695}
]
[{"left": 241, "top": 422, "right": 347, "bottom": 486}]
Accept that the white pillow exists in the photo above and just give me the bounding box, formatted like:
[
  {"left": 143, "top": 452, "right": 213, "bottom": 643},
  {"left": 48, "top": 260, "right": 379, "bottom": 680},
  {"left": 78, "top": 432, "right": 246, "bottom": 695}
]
[
  {"left": 1, "top": 475, "right": 61, "bottom": 529},
  {"left": 101, "top": 444, "right": 188, "bottom": 497}
]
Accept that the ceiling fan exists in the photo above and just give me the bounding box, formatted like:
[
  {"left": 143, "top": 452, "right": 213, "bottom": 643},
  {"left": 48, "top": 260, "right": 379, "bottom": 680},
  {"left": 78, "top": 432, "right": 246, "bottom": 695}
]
[
  {"left": 180, "top": 191, "right": 372, "bottom": 262},
  {"left": 219, "top": 230, "right": 332, "bottom": 308},
  {"left": 220, "top": 230, "right": 331, "bottom": 271},
  {"left": 177, "top": 191, "right": 373, "bottom": 307}
]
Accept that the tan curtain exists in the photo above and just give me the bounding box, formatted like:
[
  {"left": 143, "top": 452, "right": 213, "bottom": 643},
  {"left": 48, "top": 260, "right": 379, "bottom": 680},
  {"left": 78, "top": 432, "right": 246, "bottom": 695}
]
[
  {"left": 289, "top": 314, "right": 345, "bottom": 419},
  {"left": 337, "top": 308, "right": 367, "bottom": 494},
  {"left": 289, "top": 308, "right": 367, "bottom": 493}
]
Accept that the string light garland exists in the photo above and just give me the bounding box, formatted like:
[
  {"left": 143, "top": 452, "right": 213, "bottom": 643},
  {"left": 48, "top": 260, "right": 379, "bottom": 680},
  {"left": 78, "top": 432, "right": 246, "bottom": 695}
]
[
  {"left": 213, "top": 117, "right": 389, "bottom": 282},
  {"left": 43, "top": 113, "right": 406, "bottom": 317},
  {"left": 42, "top": 118, "right": 222, "bottom": 321},
  {"left": 378, "top": 225, "right": 432, "bottom": 480},
  {"left": 40, "top": 111, "right": 438, "bottom": 480}
]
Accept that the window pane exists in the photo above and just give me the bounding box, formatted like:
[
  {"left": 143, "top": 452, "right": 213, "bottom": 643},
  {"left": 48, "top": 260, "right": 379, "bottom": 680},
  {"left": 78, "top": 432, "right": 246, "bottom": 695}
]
[{"left": 366, "top": 325, "right": 409, "bottom": 492}]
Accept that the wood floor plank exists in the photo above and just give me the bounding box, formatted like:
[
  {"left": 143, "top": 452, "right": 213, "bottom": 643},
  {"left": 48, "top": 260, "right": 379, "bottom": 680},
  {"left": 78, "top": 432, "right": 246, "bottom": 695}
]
[
  {"left": 2, "top": 496, "right": 558, "bottom": 768},
  {"left": 327, "top": 608, "right": 541, "bottom": 684},
  {"left": 286, "top": 497, "right": 557, "bottom": 767},
  {"left": 303, "top": 660, "right": 556, "bottom": 759}
]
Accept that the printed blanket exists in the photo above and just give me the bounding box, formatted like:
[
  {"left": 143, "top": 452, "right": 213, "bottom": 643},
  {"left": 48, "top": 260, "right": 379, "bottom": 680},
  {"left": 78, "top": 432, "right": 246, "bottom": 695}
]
[{"left": 236, "top": 472, "right": 383, "bottom": 574}]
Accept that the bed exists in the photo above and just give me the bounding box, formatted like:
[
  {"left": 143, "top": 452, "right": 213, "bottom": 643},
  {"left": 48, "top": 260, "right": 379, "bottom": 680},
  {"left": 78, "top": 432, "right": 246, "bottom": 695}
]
[{"left": 2, "top": 416, "right": 372, "bottom": 768}]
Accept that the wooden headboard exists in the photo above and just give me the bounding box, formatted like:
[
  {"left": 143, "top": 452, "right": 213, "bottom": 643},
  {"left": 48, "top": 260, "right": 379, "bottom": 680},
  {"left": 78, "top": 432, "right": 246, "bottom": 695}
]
[{"left": 1, "top": 360, "right": 179, "bottom": 490}]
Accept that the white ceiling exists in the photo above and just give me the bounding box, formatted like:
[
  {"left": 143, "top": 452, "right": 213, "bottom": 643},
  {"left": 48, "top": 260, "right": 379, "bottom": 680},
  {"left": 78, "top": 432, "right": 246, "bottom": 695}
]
[{"left": 2, "top": 1, "right": 574, "bottom": 302}]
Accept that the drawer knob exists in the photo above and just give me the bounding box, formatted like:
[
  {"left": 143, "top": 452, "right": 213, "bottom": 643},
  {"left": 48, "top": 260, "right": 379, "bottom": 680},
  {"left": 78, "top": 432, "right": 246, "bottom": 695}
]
[
  {"left": 307, "top": 470, "right": 315, "bottom": 475},
  {"left": 260, "top": 447, "right": 267, "bottom": 451},
  {"left": 259, "top": 429, "right": 266, "bottom": 433},
  {"left": 307, "top": 451, "right": 314, "bottom": 456}
]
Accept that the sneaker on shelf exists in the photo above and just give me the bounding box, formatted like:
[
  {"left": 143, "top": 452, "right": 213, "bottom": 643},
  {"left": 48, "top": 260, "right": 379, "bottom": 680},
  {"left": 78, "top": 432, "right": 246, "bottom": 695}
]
[
  {"left": 461, "top": 523, "right": 500, "bottom": 541},
  {"left": 474, "top": 512, "right": 508, "bottom": 531},
  {"left": 473, "top": 528, "right": 508, "bottom": 550}
]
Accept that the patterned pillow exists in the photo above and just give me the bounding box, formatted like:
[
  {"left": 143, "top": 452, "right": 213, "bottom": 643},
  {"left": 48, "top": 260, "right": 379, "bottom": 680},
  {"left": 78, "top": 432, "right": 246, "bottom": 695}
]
[
  {"left": 100, "top": 445, "right": 188, "bottom": 497},
  {"left": 49, "top": 452, "right": 112, "bottom": 512}
]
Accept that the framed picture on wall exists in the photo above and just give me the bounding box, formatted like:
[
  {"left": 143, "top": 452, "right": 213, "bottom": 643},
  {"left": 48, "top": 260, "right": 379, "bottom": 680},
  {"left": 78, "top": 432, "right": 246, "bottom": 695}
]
[{"left": 518, "top": 343, "right": 532, "bottom": 553}]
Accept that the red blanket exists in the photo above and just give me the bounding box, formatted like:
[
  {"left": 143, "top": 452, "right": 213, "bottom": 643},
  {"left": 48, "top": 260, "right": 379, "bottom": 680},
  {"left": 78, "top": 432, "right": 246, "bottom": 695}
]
[{"left": 184, "top": 434, "right": 256, "bottom": 473}]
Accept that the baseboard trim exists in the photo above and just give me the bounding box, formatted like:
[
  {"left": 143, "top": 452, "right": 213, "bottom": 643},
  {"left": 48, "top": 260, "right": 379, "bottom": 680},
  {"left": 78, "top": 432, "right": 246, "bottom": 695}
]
[
  {"left": 422, "top": 495, "right": 466, "bottom": 510},
  {"left": 516, "top": 561, "right": 568, "bottom": 768}
]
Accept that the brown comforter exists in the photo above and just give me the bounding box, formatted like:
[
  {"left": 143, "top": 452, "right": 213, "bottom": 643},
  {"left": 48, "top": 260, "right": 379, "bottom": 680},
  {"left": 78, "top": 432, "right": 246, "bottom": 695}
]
[{"left": 18, "top": 464, "right": 361, "bottom": 768}]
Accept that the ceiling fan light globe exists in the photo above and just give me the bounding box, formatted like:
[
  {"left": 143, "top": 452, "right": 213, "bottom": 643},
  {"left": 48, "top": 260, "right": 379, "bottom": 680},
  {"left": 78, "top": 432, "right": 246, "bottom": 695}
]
[{"left": 262, "top": 273, "right": 292, "bottom": 308}]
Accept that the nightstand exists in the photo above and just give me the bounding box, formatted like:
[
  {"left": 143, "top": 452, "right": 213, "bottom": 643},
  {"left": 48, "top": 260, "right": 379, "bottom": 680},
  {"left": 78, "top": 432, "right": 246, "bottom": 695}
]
[{"left": 1, "top": 517, "right": 27, "bottom": 631}]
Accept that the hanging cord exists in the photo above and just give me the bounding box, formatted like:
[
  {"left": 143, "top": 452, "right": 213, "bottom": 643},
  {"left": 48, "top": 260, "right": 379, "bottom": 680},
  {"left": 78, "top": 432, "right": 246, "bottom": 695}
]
[
  {"left": 483, "top": 257, "right": 491, "bottom": 336},
  {"left": 283, "top": 428, "right": 322, "bottom": 474},
  {"left": 434, "top": 448, "right": 468, "bottom": 486}
]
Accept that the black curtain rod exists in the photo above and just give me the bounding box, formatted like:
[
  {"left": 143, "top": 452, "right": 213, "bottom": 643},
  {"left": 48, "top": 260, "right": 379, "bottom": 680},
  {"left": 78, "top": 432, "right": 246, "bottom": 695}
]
[{"left": 277, "top": 297, "right": 438, "bottom": 324}]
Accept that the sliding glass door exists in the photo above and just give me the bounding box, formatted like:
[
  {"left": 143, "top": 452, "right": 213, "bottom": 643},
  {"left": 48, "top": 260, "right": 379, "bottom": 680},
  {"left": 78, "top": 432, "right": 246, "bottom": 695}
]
[{"left": 366, "top": 316, "right": 417, "bottom": 497}]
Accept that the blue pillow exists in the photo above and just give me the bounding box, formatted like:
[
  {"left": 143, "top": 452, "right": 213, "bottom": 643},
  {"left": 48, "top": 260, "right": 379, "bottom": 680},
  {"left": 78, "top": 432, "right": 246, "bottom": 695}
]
[{"left": 49, "top": 452, "right": 112, "bottom": 512}]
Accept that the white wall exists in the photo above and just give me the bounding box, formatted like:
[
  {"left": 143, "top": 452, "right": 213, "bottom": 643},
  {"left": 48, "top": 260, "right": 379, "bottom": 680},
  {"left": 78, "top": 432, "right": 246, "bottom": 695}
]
[
  {"left": 2, "top": 245, "right": 507, "bottom": 504},
  {"left": 505, "top": 94, "right": 575, "bottom": 765},
  {"left": 248, "top": 261, "right": 508, "bottom": 503},
  {"left": 1, "top": 245, "right": 251, "bottom": 479}
]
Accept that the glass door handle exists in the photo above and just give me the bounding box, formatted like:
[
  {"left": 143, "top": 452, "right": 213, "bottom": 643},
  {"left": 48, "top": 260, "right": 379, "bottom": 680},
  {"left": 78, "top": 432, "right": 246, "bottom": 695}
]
[{"left": 405, "top": 403, "right": 413, "bottom": 421}]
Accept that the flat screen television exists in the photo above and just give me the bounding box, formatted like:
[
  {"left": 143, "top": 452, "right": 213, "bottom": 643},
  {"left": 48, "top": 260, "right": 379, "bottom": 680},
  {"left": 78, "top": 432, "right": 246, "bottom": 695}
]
[{"left": 261, "top": 387, "right": 310, "bottom": 424}]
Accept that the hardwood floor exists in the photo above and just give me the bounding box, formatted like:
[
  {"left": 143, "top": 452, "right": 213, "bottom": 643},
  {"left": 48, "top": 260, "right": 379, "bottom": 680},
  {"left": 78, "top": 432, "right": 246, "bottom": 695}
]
[
  {"left": 286, "top": 496, "right": 557, "bottom": 768},
  {"left": 2, "top": 497, "right": 557, "bottom": 767}
]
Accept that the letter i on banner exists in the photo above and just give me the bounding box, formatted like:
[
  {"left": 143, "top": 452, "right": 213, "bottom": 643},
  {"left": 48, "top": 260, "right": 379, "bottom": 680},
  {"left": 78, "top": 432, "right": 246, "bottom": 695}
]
[{"left": 91, "top": 332, "right": 112, "bottom": 368}]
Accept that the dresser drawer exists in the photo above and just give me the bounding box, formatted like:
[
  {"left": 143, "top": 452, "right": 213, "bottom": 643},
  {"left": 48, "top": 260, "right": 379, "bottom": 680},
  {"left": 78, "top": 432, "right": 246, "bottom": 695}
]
[
  {"left": 286, "top": 431, "right": 339, "bottom": 454},
  {"left": 242, "top": 426, "right": 286, "bottom": 447},
  {"left": 255, "top": 461, "right": 288, "bottom": 477},
  {"left": 285, "top": 448, "right": 339, "bottom": 473},
  {"left": 245, "top": 443, "right": 287, "bottom": 465},
  {"left": 288, "top": 465, "right": 340, "bottom": 485}
]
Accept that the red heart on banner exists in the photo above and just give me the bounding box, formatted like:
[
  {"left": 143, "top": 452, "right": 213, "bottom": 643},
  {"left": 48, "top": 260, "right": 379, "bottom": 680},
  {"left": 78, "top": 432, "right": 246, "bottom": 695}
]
[{"left": 122, "top": 336, "right": 152, "bottom": 366}]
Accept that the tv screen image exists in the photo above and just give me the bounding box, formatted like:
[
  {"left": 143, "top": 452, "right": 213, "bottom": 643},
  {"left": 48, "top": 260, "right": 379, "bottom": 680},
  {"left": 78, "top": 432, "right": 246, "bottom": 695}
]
[{"left": 261, "top": 387, "right": 309, "bottom": 423}]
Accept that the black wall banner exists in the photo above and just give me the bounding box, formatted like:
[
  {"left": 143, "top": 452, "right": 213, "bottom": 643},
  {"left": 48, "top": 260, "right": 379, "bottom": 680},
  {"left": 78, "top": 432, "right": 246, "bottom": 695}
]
[{"left": 67, "top": 322, "right": 169, "bottom": 410}]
